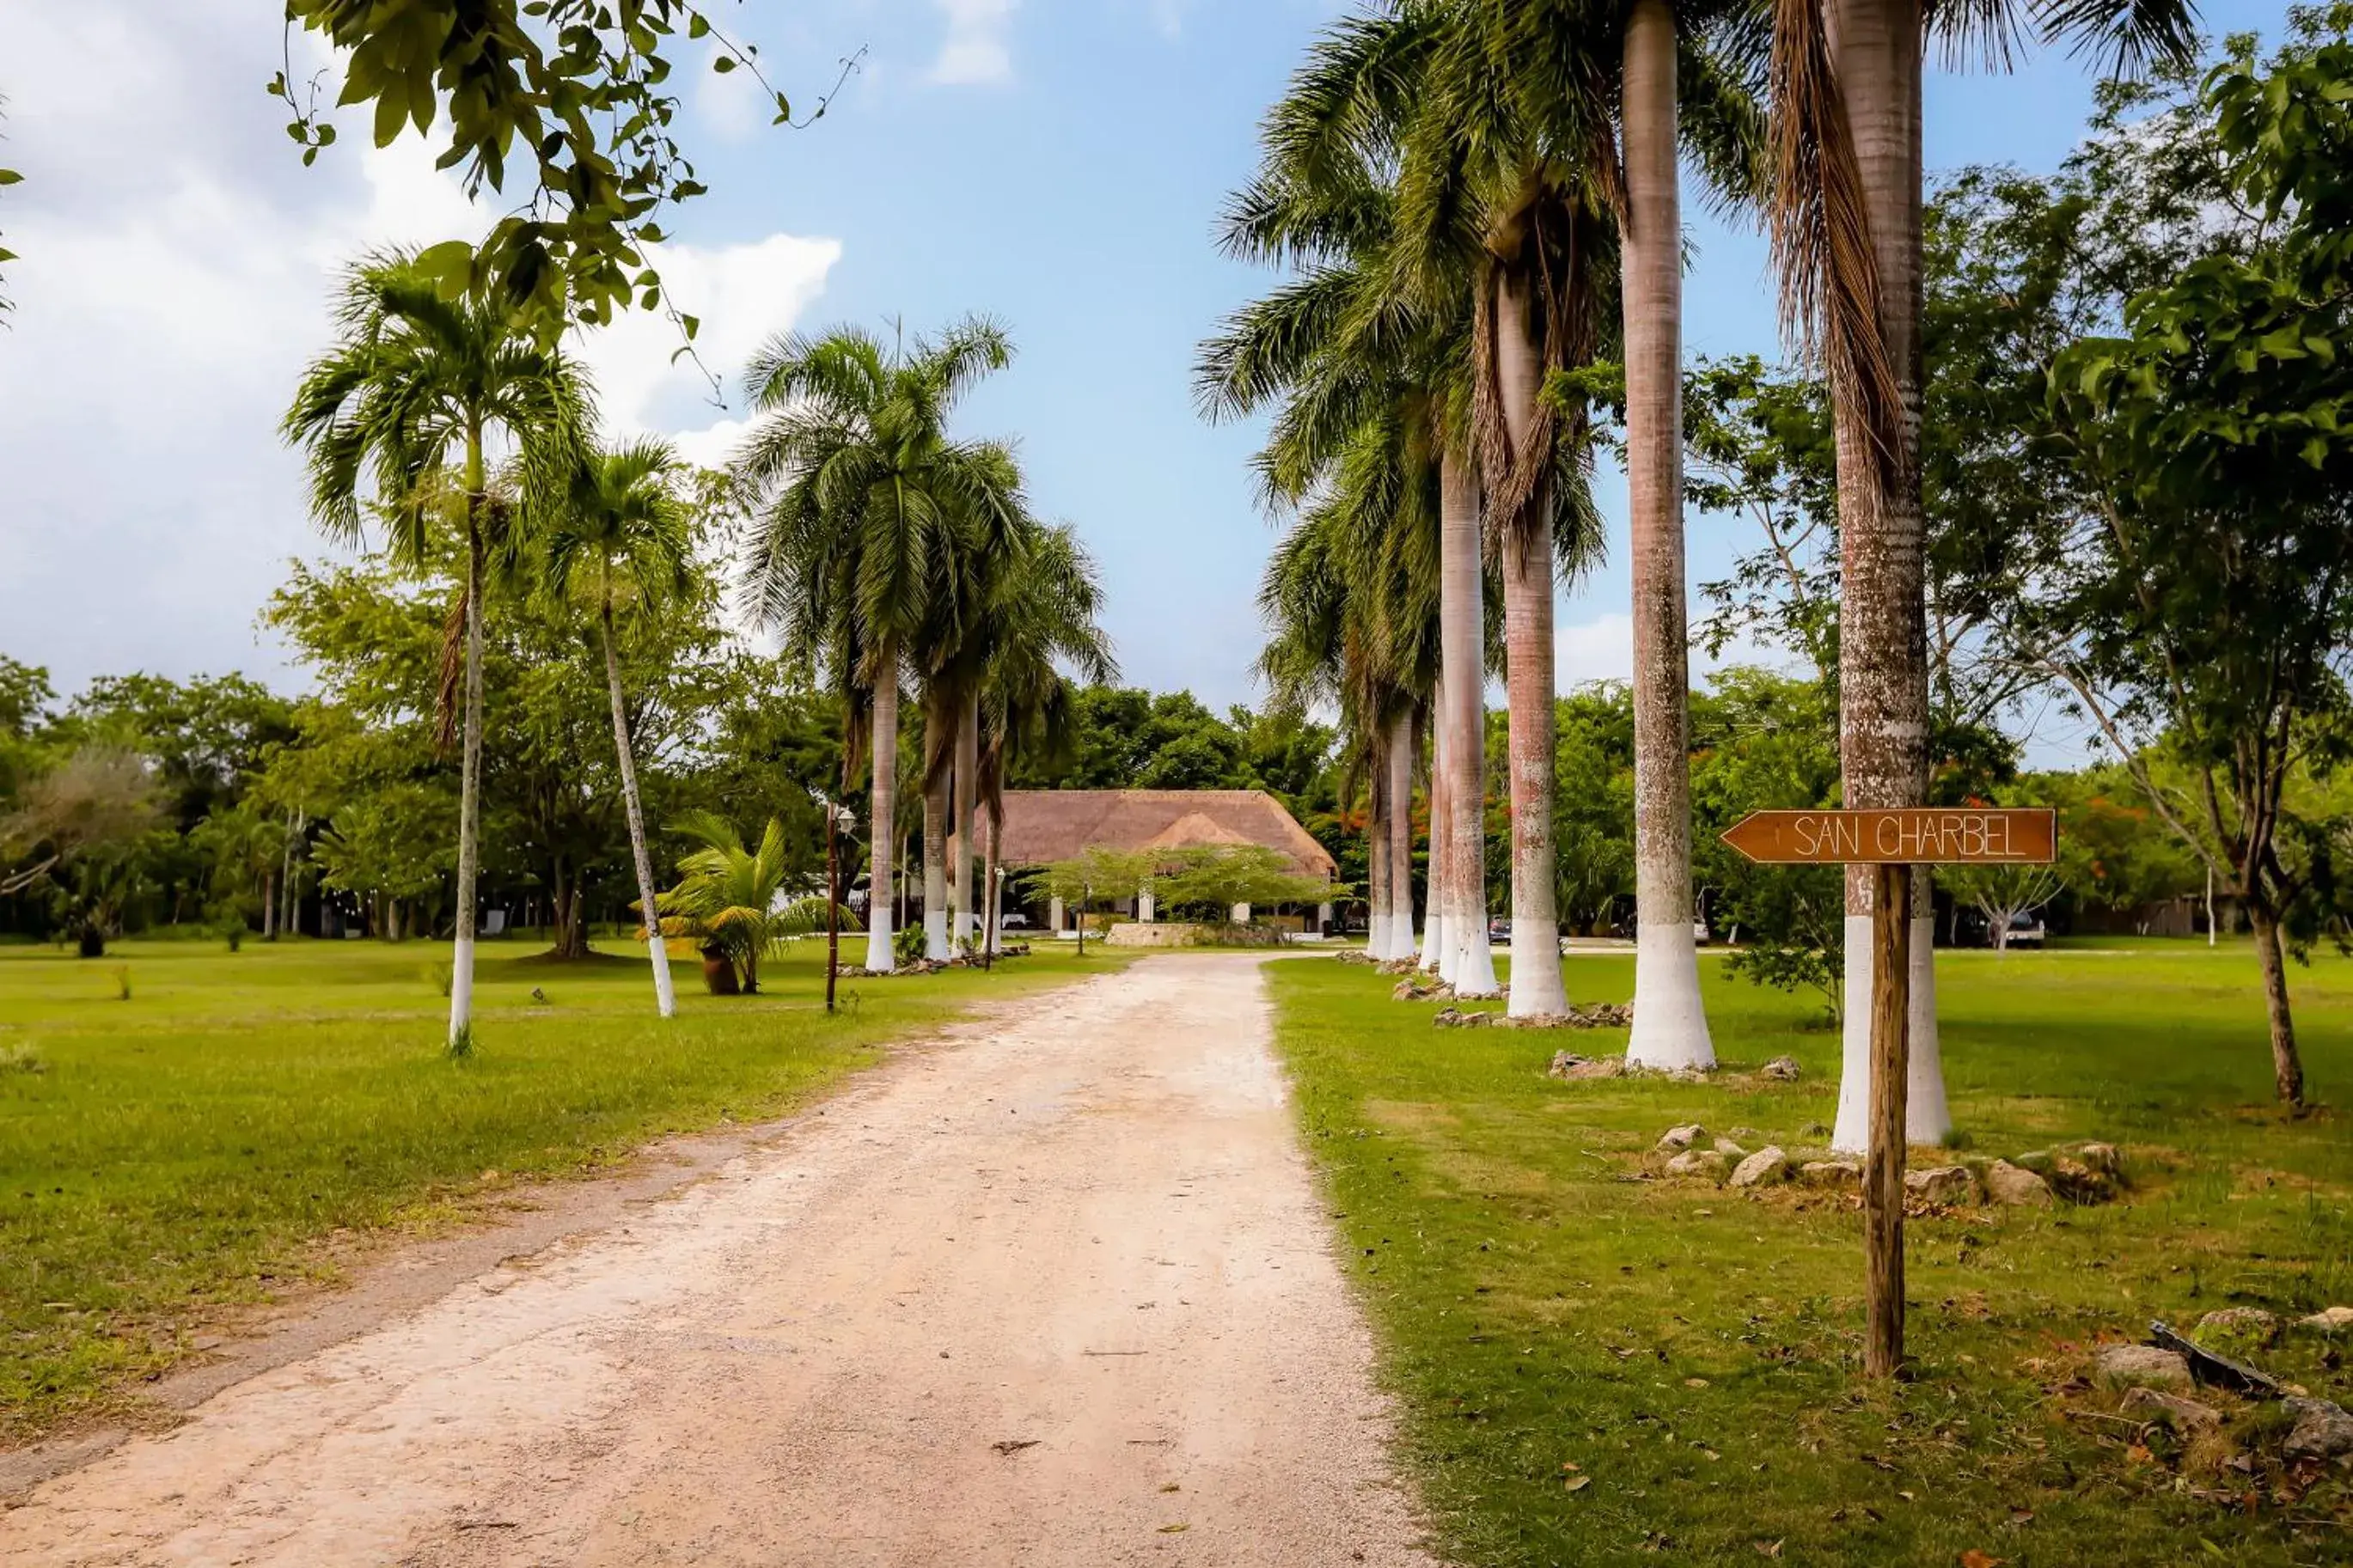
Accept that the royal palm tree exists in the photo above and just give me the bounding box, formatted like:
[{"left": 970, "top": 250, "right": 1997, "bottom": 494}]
[
  {"left": 1256, "top": 464, "right": 1439, "bottom": 961},
  {"left": 544, "top": 437, "right": 693, "bottom": 1018},
  {"left": 975, "top": 520, "right": 1119, "bottom": 950},
  {"left": 736, "top": 317, "right": 1022, "bottom": 973},
  {"left": 1768, "top": 0, "right": 2194, "bottom": 1147},
  {"left": 284, "top": 249, "right": 590, "bottom": 1049}
]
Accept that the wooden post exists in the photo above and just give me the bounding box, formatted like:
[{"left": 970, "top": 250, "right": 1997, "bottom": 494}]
[{"left": 1864, "top": 861, "right": 1911, "bottom": 1377}]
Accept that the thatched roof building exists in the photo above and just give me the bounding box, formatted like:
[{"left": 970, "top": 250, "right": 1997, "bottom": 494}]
[{"left": 969, "top": 790, "right": 1335, "bottom": 879}]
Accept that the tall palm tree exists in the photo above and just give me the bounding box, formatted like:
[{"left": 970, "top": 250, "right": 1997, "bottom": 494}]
[
  {"left": 284, "top": 248, "right": 590, "bottom": 1048},
  {"left": 736, "top": 317, "right": 1022, "bottom": 973},
  {"left": 1768, "top": 0, "right": 2194, "bottom": 1147},
  {"left": 1256, "top": 472, "right": 1436, "bottom": 961},
  {"left": 1201, "top": 25, "right": 1502, "bottom": 991},
  {"left": 544, "top": 437, "right": 692, "bottom": 1018},
  {"left": 975, "top": 520, "right": 1119, "bottom": 951},
  {"left": 1380, "top": 1, "right": 1617, "bottom": 1016}
]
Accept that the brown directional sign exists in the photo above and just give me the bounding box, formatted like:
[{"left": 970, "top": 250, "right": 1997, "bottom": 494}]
[{"left": 1720, "top": 808, "right": 2057, "bottom": 866}]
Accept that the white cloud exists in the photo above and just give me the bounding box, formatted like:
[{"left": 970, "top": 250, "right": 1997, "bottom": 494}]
[
  {"left": 930, "top": 0, "right": 1017, "bottom": 85},
  {"left": 1551, "top": 611, "right": 1796, "bottom": 692},
  {"left": 0, "top": 2, "right": 837, "bottom": 696},
  {"left": 568, "top": 233, "right": 841, "bottom": 460}
]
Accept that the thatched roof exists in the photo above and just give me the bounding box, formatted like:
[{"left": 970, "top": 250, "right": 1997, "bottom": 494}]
[{"left": 966, "top": 790, "right": 1335, "bottom": 879}]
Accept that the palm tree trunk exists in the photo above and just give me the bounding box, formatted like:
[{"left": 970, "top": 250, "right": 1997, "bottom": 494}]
[
  {"left": 865, "top": 650, "right": 900, "bottom": 973},
  {"left": 1367, "top": 763, "right": 1392, "bottom": 959},
  {"left": 449, "top": 421, "right": 486, "bottom": 1046},
  {"left": 1622, "top": 0, "right": 1714, "bottom": 1065},
  {"left": 953, "top": 688, "right": 980, "bottom": 953},
  {"left": 1439, "top": 442, "right": 1499, "bottom": 996},
  {"left": 986, "top": 809, "right": 1003, "bottom": 957},
  {"left": 1825, "top": 0, "right": 1947, "bottom": 1151},
  {"left": 602, "top": 600, "right": 675, "bottom": 1018},
  {"left": 1424, "top": 700, "right": 1450, "bottom": 975},
  {"left": 262, "top": 869, "right": 278, "bottom": 941},
  {"left": 922, "top": 775, "right": 950, "bottom": 961},
  {"left": 1493, "top": 265, "right": 1569, "bottom": 1018},
  {"left": 1389, "top": 712, "right": 1417, "bottom": 963}
]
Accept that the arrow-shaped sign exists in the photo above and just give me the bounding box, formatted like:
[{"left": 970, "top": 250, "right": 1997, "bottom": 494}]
[{"left": 1720, "top": 807, "right": 2057, "bottom": 866}]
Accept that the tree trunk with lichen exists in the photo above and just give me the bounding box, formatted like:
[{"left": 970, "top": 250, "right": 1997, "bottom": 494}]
[
  {"left": 1492, "top": 265, "right": 1570, "bottom": 1018},
  {"left": 1439, "top": 443, "right": 1498, "bottom": 996},
  {"left": 602, "top": 599, "right": 675, "bottom": 1016},
  {"left": 1824, "top": 0, "right": 1949, "bottom": 1152},
  {"left": 954, "top": 689, "right": 980, "bottom": 953},
  {"left": 1623, "top": 0, "right": 1714, "bottom": 1068},
  {"left": 1390, "top": 712, "right": 1417, "bottom": 961},
  {"left": 865, "top": 650, "right": 899, "bottom": 973}
]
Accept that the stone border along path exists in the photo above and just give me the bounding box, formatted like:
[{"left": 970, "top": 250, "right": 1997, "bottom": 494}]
[{"left": 0, "top": 953, "right": 1439, "bottom": 1567}]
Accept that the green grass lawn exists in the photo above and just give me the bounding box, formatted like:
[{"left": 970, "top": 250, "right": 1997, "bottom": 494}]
[
  {"left": 1269, "top": 942, "right": 2353, "bottom": 1566},
  {"left": 0, "top": 932, "right": 1126, "bottom": 1441}
]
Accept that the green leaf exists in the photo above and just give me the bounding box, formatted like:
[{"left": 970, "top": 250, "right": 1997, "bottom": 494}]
[
  {"left": 414, "top": 240, "right": 475, "bottom": 289},
  {"left": 712, "top": 55, "right": 736, "bottom": 74},
  {"left": 680, "top": 314, "right": 700, "bottom": 341}
]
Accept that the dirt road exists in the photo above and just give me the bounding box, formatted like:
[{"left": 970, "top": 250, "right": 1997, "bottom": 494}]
[{"left": 1, "top": 954, "right": 1435, "bottom": 1566}]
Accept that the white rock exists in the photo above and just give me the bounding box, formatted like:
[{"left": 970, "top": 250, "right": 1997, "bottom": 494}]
[
  {"left": 1798, "top": 1159, "right": 1861, "bottom": 1189},
  {"left": 2295, "top": 1306, "right": 2353, "bottom": 1335},
  {"left": 1655, "top": 1124, "right": 1708, "bottom": 1154},
  {"left": 2095, "top": 1344, "right": 2193, "bottom": 1391},
  {"left": 1664, "top": 1150, "right": 1729, "bottom": 1181},
  {"left": 1984, "top": 1160, "right": 2053, "bottom": 1207},
  {"left": 1904, "top": 1165, "right": 1978, "bottom": 1205},
  {"left": 1729, "top": 1147, "right": 1789, "bottom": 1189},
  {"left": 2283, "top": 1398, "right": 2353, "bottom": 1461}
]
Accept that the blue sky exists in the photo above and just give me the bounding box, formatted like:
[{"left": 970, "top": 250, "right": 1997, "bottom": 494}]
[{"left": 0, "top": 0, "right": 2295, "bottom": 736}]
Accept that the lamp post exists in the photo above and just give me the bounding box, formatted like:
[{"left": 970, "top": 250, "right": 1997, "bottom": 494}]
[{"left": 823, "top": 800, "right": 855, "bottom": 1015}]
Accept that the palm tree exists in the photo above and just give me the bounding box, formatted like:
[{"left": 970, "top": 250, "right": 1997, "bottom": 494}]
[
  {"left": 736, "top": 317, "right": 1023, "bottom": 973},
  {"left": 1256, "top": 474, "right": 1436, "bottom": 961},
  {"left": 975, "top": 520, "right": 1119, "bottom": 951},
  {"left": 1201, "top": 27, "right": 1500, "bottom": 992},
  {"left": 1591, "top": 0, "right": 1769, "bottom": 1064},
  {"left": 1768, "top": 0, "right": 2194, "bottom": 1148},
  {"left": 657, "top": 811, "right": 797, "bottom": 995},
  {"left": 284, "top": 249, "right": 590, "bottom": 1049},
  {"left": 544, "top": 437, "right": 693, "bottom": 1018}
]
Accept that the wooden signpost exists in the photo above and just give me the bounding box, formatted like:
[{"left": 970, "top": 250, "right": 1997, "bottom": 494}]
[{"left": 1721, "top": 807, "right": 2057, "bottom": 1377}]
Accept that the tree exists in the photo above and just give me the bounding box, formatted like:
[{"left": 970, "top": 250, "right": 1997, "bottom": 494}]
[
  {"left": 0, "top": 749, "right": 168, "bottom": 955},
  {"left": 1767, "top": 0, "right": 2195, "bottom": 1155},
  {"left": 1689, "top": 668, "right": 1846, "bottom": 1017},
  {"left": 1153, "top": 844, "right": 1335, "bottom": 926},
  {"left": 279, "top": 2, "right": 848, "bottom": 335},
  {"left": 284, "top": 250, "right": 589, "bottom": 1048},
  {"left": 1199, "top": 19, "right": 1491, "bottom": 990},
  {"left": 1256, "top": 491, "right": 1430, "bottom": 961},
  {"left": 546, "top": 438, "right": 693, "bottom": 1016},
  {"left": 654, "top": 810, "right": 843, "bottom": 995},
  {"left": 975, "top": 522, "right": 1119, "bottom": 953},
  {"left": 308, "top": 784, "right": 456, "bottom": 939},
  {"left": 736, "top": 317, "right": 1024, "bottom": 972},
  {"left": 2020, "top": 8, "right": 2353, "bottom": 1106},
  {"left": 1588, "top": 0, "right": 1762, "bottom": 1061}
]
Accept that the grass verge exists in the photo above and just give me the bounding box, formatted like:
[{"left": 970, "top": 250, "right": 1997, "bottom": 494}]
[
  {"left": 1268, "top": 943, "right": 2353, "bottom": 1565},
  {"left": 0, "top": 934, "right": 1126, "bottom": 1440}
]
